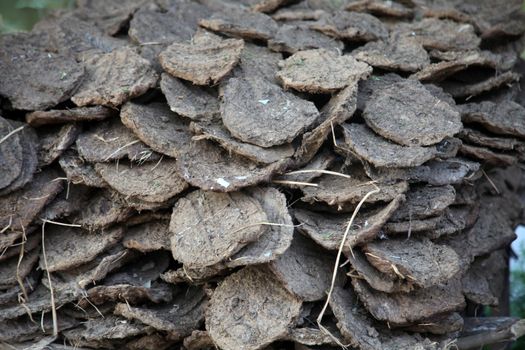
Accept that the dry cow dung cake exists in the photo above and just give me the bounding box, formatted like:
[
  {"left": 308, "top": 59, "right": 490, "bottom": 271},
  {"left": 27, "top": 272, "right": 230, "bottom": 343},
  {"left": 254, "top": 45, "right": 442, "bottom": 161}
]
[
  {"left": 95, "top": 159, "right": 188, "bottom": 203},
  {"left": 159, "top": 36, "right": 244, "bottom": 85},
  {"left": 276, "top": 49, "right": 372, "bottom": 93},
  {"left": 71, "top": 47, "right": 158, "bottom": 108},
  {"left": 362, "top": 80, "right": 462, "bottom": 146},
  {"left": 1, "top": 0, "right": 525, "bottom": 348},
  {"left": 160, "top": 73, "right": 219, "bottom": 122},
  {"left": 169, "top": 190, "right": 268, "bottom": 269},
  {"left": 199, "top": 7, "right": 279, "bottom": 42},
  {"left": 352, "top": 35, "right": 430, "bottom": 73},
  {"left": 311, "top": 11, "right": 388, "bottom": 42},
  {"left": 190, "top": 120, "right": 295, "bottom": 165},
  {"left": 76, "top": 117, "right": 158, "bottom": 163},
  {"left": 0, "top": 32, "right": 84, "bottom": 111},
  {"left": 221, "top": 77, "right": 319, "bottom": 147},
  {"left": 206, "top": 265, "right": 302, "bottom": 350}
]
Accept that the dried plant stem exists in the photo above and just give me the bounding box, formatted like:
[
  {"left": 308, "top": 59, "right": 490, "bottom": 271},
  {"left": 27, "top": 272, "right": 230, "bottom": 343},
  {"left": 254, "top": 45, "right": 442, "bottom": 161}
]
[
  {"left": 317, "top": 184, "right": 380, "bottom": 348},
  {"left": 0, "top": 125, "right": 25, "bottom": 145},
  {"left": 41, "top": 222, "right": 58, "bottom": 336}
]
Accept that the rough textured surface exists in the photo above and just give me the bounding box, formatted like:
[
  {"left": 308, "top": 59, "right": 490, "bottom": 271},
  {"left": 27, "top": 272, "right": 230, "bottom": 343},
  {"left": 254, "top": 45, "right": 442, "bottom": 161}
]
[
  {"left": 120, "top": 101, "right": 192, "bottom": 158},
  {"left": 342, "top": 123, "right": 454, "bottom": 168},
  {"left": 175, "top": 138, "right": 287, "bottom": 191},
  {"left": 461, "top": 101, "right": 525, "bottom": 138},
  {"left": 268, "top": 24, "right": 343, "bottom": 54},
  {"left": 301, "top": 165, "right": 408, "bottom": 207},
  {"left": 348, "top": 249, "right": 413, "bottom": 293},
  {"left": 26, "top": 106, "right": 113, "bottom": 127},
  {"left": 394, "top": 18, "right": 480, "bottom": 51},
  {"left": 294, "top": 195, "right": 403, "bottom": 251},
  {"left": 352, "top": 277, "right": 465, "bottom": 325},
  {"left": 443, "top": 71, "right": 520, "bottom": 98},
  {"left": 0, "top": 121, "right": 39, "bottom": 196},
  {"left": 41, "top": 225, "right": 123, "bottom": 272},
  {"left": 72, "top": 47, "right": 158, "bottom": 108},
  {"left": 1, "top": 1, "right": 524, "bottom": 348},
  {"left": 363, "top": 237, "right": 461, "bottom": 289},
  {"left": 170, "top": 190, "right": 268, "bottom": 268},
  {"left": 199, "top": 8, "right": 279, "bottom": 41},
  {"left": 160, "top": 73, "right": 219, "bottom": 122},
  {"left": 390, "top": 185, "right": 456, "bottom": 221},
  {"left": 206, "top": 266, "right": 302, "bottom": 350},
  {"left": 76, "top": 118, "right": 157, "bottom": 162},
  {"left": 0, "top": 116, "right": 23, "bottom": 190},
  {"left": 115, "top": 286, "right": 208, "bottom": 340},
  {"left": 353, "top": 35, "right": 429, "bottom": 73},
  {"left": 0, "top": 32, "right": 84, "bottom": 110},
  {"left": 294, "top": 84, "right": 357, "bottom": 165},
  {"left": 190, "top": 121, "right": 294, "bottom": 165},
  {"left": 123, "top": 220, "right": 171, "bottom": 252},
  {"left": 311, "top": 11, "right": 388, "bottom": 42},
  {"left": 0, "top": 248, "right": 39, "bottom": 289},
  {"left": 363, "top": 80, "right": 462, "bottom": 146},
  {"left": 0, "top": 168, "right": 63, "bottom": 240},
  {"left": 411, "top": 50, "right": 515, "bottom": 82},
  {"left": 276, "top": 49, "right": 372, "bottom": 93},
  {"left": 95, "top": 159, "right": 188, "bottom": 203},
  {"left": 329, "top": 286, "right": 382, "bottom": 350},
  {"left": 159, "top": 37, "right": 244, "bottom": 85},
  {"left": 269, "top": 234, "right": 337, "bottom": 301},
  {"left": 221, "top": 77, "right": 319, "bottom": 147},
  {"left": 226, "top": 187, "right": 293, "bottom": 267},
  {"left": 37, "top": 123, "right": 81, "bottom": 167}
]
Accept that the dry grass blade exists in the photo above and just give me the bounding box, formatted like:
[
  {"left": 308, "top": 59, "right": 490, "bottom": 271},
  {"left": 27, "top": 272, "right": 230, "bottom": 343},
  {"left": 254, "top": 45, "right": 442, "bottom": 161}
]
[
  {"left": 103, "top": 139, "right": 140, "bottom": 161},
  {"left": 40, "top": 219, "right": 81, "bottom": 227},
  {"left": 317, "top": 183, "right": 381, "bottom": 349},
  {"left": 284, "top": 169, "right": 351, "bottom": 178},
  {"left": 272, "top": 180, "right": 319, "bottom": 187},
  {"left": 0, "top": 125, "right": 25, "bottom": 145},
  {"left": 41, "top": 222, "right": 58, "bottom": 336}
]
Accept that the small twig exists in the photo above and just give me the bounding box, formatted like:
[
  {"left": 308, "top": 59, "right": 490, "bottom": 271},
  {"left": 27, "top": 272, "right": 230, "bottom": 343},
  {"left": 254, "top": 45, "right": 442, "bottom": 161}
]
[
  {"left": 41, "top": 222, "right": 58, "bottom": 336},
  {"left": 39, "top": 219, "right": 81, "bottom": 227},
  {"left": 284, "top": 169, "right": 351, "bottom": 179},
  {"left": 272, "top": 180, "right": 319, "bottom": 187},
  {"left": 317, "top": 184, "right": 381, "bottom": 348},
  {"left": 1, "top": 215, "right": 13, "bottom": 234},
  {"left": 16, "top": 227, "right": 28, "bottom": 301},
  {"left": 0, "top": 125, "right": 25, "bottom": 145},
  {"left": 103, "top": 140, "right": 140, "bottom": 161},
  {"left": 482, "top": 169, "right": 500, "bottom": 194},
  {"left": 229, "top": 222, "right": 301, "bottom": 236}
]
